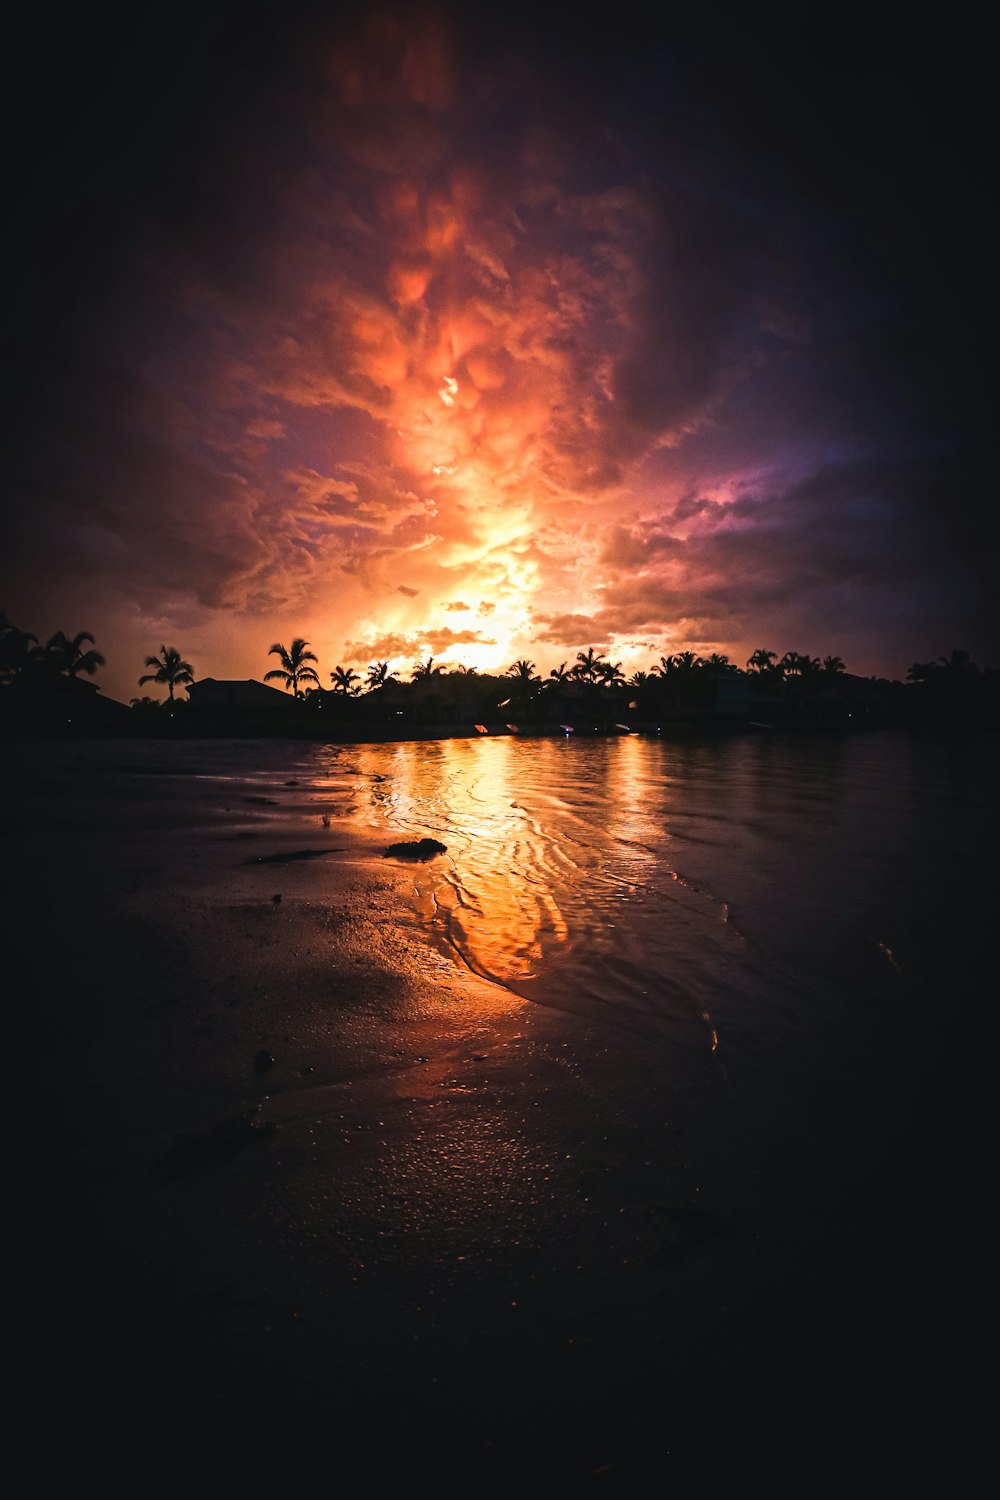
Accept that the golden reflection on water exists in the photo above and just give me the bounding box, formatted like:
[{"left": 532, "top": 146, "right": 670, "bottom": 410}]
[
  {"left": 356, "top": 736, "right": 572, "bottom": 988},
  {"left": 318, "top": 736, "right": 722, "bottom": 1053}
]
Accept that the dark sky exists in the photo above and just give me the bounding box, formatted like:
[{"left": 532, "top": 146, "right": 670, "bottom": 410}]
[{"left": 4, "top": 2, "right": 995, "bottom": 700}]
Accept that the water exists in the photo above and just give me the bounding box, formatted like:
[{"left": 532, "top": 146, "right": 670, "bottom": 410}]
[
  {"left": 23, "top": 727, "right": 990, "bottom": 1065},
  {"left": 6, "top": 726, "right": 992, "bottom": 1481},
  {"left": 302, "top": 730, "right": 994, "bottom": 1070},
  {"left": 14, "top": 727, "right": 991, "bottom": 1032}
]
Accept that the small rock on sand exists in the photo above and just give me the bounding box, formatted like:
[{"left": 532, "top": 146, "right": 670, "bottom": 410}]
[{"left": 382, "top": 838, "right": 448, "bottom": 861}]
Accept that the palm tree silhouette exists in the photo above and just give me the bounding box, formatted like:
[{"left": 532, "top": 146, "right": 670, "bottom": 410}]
[
  {"left": 746, "top": 648, "right": 779, "bottom": 674},
  {"left": 671, "top": 650, "right": 702, "bottom": 673},
  {"left": 906, "top": 661, "right": 935, "bottom": 683},
  {"left": 573, "top": 646, "right": 607, "bottom": 682},
  {"left": 330, "top": 665, "right": 361, "bottom": 695},
  {"left": 823, "top": 655, "right": 846, "bottom": 675},
  {"left": 548, "top": 662, "right": 571, "bottom": 684},
  {"left": 0, "top": 612, "right": 38, "bottom": 682},
  {"left": 411, "top": 656, "right": 442, "bottom": 681},
  {"left": 45, "top": 630, "right": 106, "bottom": 677},
  {"left": 265, "top": 639, "right": 320, "bottom": 697},
  {"left": 781, "top": 651, "right": 820, "bottom": 678},
  {"left": 139, "top": 645, "right": 195, "bottom": 701},
  {"left": 366, "top": 661, "right": 391, "bottom": 690}
]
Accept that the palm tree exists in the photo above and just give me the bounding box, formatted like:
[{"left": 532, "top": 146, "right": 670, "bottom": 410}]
[
  {"left": 822, "top": 655, "right": 846, "bottom": 675},
  {"left": 781, "top": 651, "right": 821, "bottom": 678},
  {"left": 411, "top": 656, "right": 442, "bottom": 681},
  {"left": 746, "top": 648, "right": 779, "bottom": 674},
  {"left": 548, "top": 662, "right": 571, "bottom": 684},
  {"left": 906, "top": 661, "right": 935, "bottom": 683},
  {"left": 265, "top": 639, "right": 320, "bottom": 697},
  {"left": 506, "top": 659, "right": 538, "bottom": 684},
  {"left": 0, "top": 612, "right": 38, "bottom": 683},
  {"left": 574, "top": 646, "right": 607, "bottom": 682},
  {"left": 46, "top": 630, "right": 105, "bottom": 677},
  {"left": 330, "top": 665, "right": 361, "bottom": 696},
  {"left": 139, "top": 645, "right": 195, "bottom": 701},
  {"left": 366, "top": 661, "right": 391, "bottom": 690},
  {"left": 671, "top": 650, "right": 702, "bottom": 673},
  {"left": 598, "top": 660, "right": 626, "bottom": 687}
]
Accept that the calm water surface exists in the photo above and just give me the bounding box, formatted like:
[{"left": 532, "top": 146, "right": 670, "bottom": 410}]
[
  {"left": 7, "top": 725, "right": 992, "bottom": 1484},
  {"left": 28, "top": 729, "right": 991, "bottom": 1068},
  {"left": 301, "top": 729, "right": 993, "bottom": 1064}
]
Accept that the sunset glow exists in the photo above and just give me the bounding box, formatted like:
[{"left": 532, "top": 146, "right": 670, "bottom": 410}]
[
  {"left": 3, "top": 10, "right": 992, "bottom": 1480},
  {"left": 4, "top": 4, "right": 993, "bottom": 701}
]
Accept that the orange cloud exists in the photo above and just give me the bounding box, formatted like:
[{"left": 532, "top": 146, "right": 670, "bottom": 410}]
[
  {"left": 343, "top": 624, "right": 497, "bottom": 666},
  {"left": 16, "top": 5, "right": 913, "bottom": 707}
]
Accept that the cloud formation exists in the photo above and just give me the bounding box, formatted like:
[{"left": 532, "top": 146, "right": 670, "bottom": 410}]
[{"left": 4, "top": 3, "right": 994, "bottom": 699}]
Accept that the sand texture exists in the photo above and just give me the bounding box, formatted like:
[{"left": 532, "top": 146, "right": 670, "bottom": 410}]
[{"left": 3, "top": 740, "right": 984, "bottom": 1490}]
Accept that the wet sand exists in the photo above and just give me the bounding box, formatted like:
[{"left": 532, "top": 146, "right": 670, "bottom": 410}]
[{"left": 3, "top": 743, "right": 985, "bottom": 1489}]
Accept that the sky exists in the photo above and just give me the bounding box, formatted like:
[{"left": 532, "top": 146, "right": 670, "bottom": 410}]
[{"left": 4, "top": 2, "right": 996, "bottom": 703}]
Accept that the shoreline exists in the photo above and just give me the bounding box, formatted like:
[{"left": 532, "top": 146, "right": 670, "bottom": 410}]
[
  {"left": 4, "top": 703, "right": 998, "bottom": 746},
  {"left": 4, "top": 743, "right": 984, "bottom": 1488}
]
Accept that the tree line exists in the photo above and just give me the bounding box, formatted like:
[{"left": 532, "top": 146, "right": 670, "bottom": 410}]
[{"left": 2, "top": 611, "right": 995, "bottom": 720}]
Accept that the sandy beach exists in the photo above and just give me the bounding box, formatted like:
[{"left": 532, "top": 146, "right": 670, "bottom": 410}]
[{"left": 4, "top": 738, "right": 987, "bottom": 1490}]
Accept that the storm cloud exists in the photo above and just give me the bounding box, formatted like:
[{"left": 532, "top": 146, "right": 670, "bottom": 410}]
[{"left": 4, "top": 3, "right": 994, "bottom": 698}]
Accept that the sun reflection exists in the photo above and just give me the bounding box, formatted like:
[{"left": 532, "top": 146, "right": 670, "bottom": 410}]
[
  {"left": 336, "top": 737, "right": 724, "bottom": 1056},
  {"left": 356, "top": 738, "right": 571, "bottom": 992},
  {"left": 347, "top": 738, "right": 731, "bottom": 1056}
]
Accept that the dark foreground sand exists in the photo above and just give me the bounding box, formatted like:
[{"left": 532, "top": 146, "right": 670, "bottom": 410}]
[{"left": 3, "top": 744, "right": 987, "bottom": 1491}]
